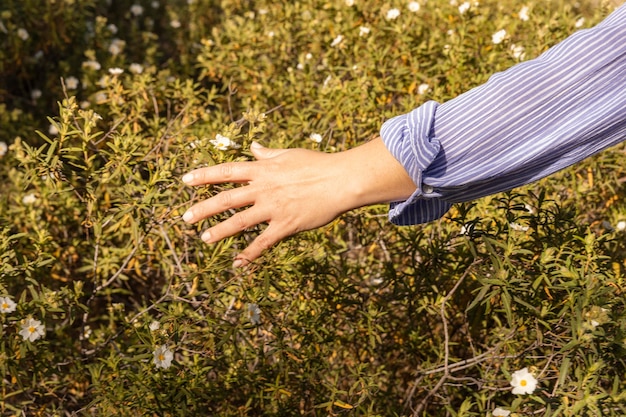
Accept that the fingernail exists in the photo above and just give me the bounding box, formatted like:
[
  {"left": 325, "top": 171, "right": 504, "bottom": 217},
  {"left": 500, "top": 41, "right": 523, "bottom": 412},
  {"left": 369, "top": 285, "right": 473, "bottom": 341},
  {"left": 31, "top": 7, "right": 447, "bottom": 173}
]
[
  {"left": 232, "top": 259, "right": 244, "bottom": 268},
  {"left": 182, "top": 173, "right": 194, "bottom": 184},
  {"left": 182, "top": 210, "right": 194, "bottom": 222},
  {"left": 201, "top": 230, "right": 211, "bottom": 242},
  {"left": 250, "top": 141, "right": 262, "bottom": 149}
]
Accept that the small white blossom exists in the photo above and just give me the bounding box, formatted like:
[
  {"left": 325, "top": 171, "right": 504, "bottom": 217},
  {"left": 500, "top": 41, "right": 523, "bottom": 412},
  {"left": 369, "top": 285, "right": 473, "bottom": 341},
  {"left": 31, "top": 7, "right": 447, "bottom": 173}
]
[
  {"left": 153, "top": 345, "right": 174, "bottom": 369},
  {"left": 108, "top": 67, "right": 124, "bottom": 75},
  {"left": 305, "top": 53, "right": 313, "bottom": 60},
  {"left": 345, "top": 0, "right": 355, "bottom": 5},
  {"left": 408, "top": 2, "right": 420, "bottom": 12},
  {"left": 83, "top": 60, "right": 101, "bottom": 71},
  {"left": 617, "top": 221, "right": 626, "bottom": 231},
  {"left": 247, "top": 303, "right": 261, "bottom": 325},
  {"left": 492, "top": 407, "right": 511, "bottom": 417},
  {"left": 210, "top": 133, "right": 240, "bottom": 150},
  {"left": 359, "top": 26, "right": 370, "bottom": 36},
  {"left": 510, "top": 44, "right": 526, "bottom": 60},
  {"left": 575, "top": 17, "right": 585, "bottom": 28},
  {"left": 0, "top": 297, "right": 16, "bottom": 313},
  {"left": 417, "top": 83, "right": 430, "bottom": 95},
  {"left": 19, "top": 318, "right": 45, "bottom": 342},
  {"left": 170, "top": 19, "right": 181, "bottom": 28},
  {"left": 94, "top": 92, "right": 108, "bottom": 103},
  {"left": 492, "top": 29, "right": 507, "bottom": 44},
  {"left": 107, "top": 23, "right": 118, "bottom": 34},
  {"left": 49, "top": 124, "right": 59, "bottom": 136},
  {"left": 65, "top": 76, "right": 79, "bottom": 90},
  {"left": 0, "top": 141, "right": 7, "bottom": 157},
  {"left": 130, "top": 4, "right": 144, "bottom": 16},
  {"left": 152, "top": 1, "right": 160, "bottom": 8},
  {"left": 17, "top": 28, "right": 29, "bottom": 41},
  {"left": 31, "top": 89, "right": 42, "bottom": 101},
  {"left": 267, "top": 30, "right": 275, "bottom": 38},
  {"left": 149, "top": 321, "right": 161, "bottom": 331},
  {"left": 519, "top": 6, "right": 530, "bottom": 21},
  {"left": 108, "top": 38, "right": 125, "bottom": 56},
  {"left": 330, "top": 34, "right": 344, "bottom": 47},
  {"left": 309, "top": 133, "right": 323, "bottom": 143},
  {"left": 458, "top": 2, "right": 470, "bottom": 14},
  {"left": 129, "top": 63, "right": 144, "bottom": 74},
  {"left": 80, "top": 325, "right": 92, "bottom": 340},
  {"left": 509, "top": 222, "right": 529, "bottom": 232},
  {"left": 22, "top": 193, "right": 37, "bottom": 205},
  {"left": 386, "top": 8, "right": 401, "bottom": 20},
  {"left": 510, "top": 367, "right": 538, "bottom": 395}
]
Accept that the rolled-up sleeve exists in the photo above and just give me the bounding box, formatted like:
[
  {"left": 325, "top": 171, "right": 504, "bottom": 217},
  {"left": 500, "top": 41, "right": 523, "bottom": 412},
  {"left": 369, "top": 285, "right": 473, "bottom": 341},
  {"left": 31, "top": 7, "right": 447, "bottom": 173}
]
[{"left": 381, "top": 3, "right": 626, "bottom": 225}]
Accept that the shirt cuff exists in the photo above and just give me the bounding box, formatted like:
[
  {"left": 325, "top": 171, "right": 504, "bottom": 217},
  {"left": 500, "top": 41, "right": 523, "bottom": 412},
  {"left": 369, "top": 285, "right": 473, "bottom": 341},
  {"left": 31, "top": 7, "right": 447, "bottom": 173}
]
[{"left": 380, "top": 100, "right": 452, "bottom": 225}]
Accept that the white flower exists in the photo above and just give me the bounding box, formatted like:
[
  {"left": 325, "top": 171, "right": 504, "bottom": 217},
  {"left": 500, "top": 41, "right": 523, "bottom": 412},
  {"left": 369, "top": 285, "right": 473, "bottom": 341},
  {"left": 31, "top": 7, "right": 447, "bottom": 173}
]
[
  {"left": 330, "top": 34, "right": 344, "bottom": 47},
  {"left": 510, "top": 44, "right": 526, "bottom": 60},
  {"left": 17, "top": 28, "right": 29, "bottom": 41},
  {"left": 359, "top": 26, "right": 370, "bottom": 36},
  {"left": 417, "top": 83, "right": 430, "bottom": 95},
  {"left": 107, "top": 23, "right": 118, "bottom": 34},
  {"left": 129, "top": 63, "right": 144, "bottom": 74},
  {"left": 0, "top": 297, "right": 16, "bottom": 313},
  {"left": 247, "top": 303, "right": 261, "bottom": 325},
  {"left": 458, "top": 2, "right": 470, "bottom": 14},
  {"left": 65, "top": 76, "right": 79, "bottom": 90},
  {"left": 0, "top": 141, "right": 7, "bottom": 157},
  {"left": 386, "top": 8, "right": 401, "bottom": 20},
  {"left": 19, "top": 318, "right": 45, "bottom": 342},
  {"left": 510, "top": 367, "right": 538, "bottom": 395},
  {"left": 210, "top": 133, "right": 240, "bottom": 150},
  {"left": 152, "top": 1, "right": 160, "bottom": 8},
  {"left": 31, "top": 89, "right": 42, "bottom": 100},
  {"left": 309, "top": 133, "right": 323, "bottom": 143},
  {"left": 575, "top": 17, "right": 585, "bottom": 28},
  {"left": 408, "top": 2, "right": 420, "bottom": 12},
  {"left": 492, "top": 407, "right": 511, "bottom": 417},
  {"left": 153, "top": 345, "right": 174, "bottom": 369},
  {"left": 149, "top": 321, "right": 161, "bottom": 331},
  {"left": 108, "top": 67, "right": 124, "bottom": 75},
  {"left": 83, "top": 60, "right": 101, "bottom": 71},
  {"left": 49, "top": 124, "right": 59, "bottom": 136},
  {"left": 590, "top": 319, "right": 600, "bottom": 329},
  {"left": 509, "top": 222, "right": 529, "bottom": 232},
  {"left": 22, "top": 193, "right": 37, "bottom": 205},
  {"left": 519, "top": 6, "right": 530, "bottom": 21},
  {"left": 170, "top": 19, "right": 181, "bottom": 28},
  {"left": 94, "top": 92, "right": 108, "bottom": 103},
  {"left": 617, "top": 221, "right": 626, "bottom": 231},
  {"left": 130, "top": 4, "right": 144, "bottom": 16},
  {"left": 345, "top": 0, "right": 355, "bottom": 5},
  {"left": 108, "top": 38, "right": 125, "bottom": 56},
  {"left": 305, "top": 52, "right": 313, "bottom": 60},
  {"left": 492, "top": 29, "right": 507, "bottom": 44}
]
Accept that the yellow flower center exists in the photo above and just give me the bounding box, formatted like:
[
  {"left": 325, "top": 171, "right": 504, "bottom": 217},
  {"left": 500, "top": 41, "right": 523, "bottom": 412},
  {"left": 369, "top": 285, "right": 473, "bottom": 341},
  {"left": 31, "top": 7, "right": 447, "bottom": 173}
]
[
  {"left": 1, "top": 303, "right": 7, "bottom": 309},
  {"left": 29, "top": 326, "right": 36, "bottom": 333},
  {"left": 520, "top": 379, "right": 527, "bottom": 387},
  {"left": 159, "top": 354, "right": 165, "bottom": 361}
]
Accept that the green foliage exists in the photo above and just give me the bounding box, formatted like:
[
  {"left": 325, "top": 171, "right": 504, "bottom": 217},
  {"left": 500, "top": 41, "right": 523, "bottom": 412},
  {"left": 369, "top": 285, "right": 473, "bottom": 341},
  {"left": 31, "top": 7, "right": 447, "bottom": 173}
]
[{"left": 1, "top": 0, "right": 625, "bottom": 415}]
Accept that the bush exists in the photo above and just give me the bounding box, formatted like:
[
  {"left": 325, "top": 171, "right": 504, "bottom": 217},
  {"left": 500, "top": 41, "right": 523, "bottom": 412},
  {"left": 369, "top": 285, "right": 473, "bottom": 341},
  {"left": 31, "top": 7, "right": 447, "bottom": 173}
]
[{"left": 1, "top": 0, "right": 625, "bottom": 415}]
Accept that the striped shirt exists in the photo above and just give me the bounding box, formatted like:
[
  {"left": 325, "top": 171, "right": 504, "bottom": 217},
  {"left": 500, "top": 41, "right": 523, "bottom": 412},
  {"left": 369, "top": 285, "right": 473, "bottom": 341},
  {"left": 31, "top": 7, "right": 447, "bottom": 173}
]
[{"left": 381, "top": 3, "right": 626, "bottom": 225}]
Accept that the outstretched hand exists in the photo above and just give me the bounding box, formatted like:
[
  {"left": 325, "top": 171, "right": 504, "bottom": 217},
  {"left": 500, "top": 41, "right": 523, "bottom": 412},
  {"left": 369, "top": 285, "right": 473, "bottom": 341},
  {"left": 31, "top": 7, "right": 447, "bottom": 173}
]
[{"left": 182, "top": 138, "right": 416, "bottom": 267}]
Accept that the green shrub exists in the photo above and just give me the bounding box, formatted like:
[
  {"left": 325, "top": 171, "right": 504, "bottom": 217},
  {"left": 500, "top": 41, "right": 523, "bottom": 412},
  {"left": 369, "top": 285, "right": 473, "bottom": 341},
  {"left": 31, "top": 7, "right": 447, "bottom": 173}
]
[{"left": 1, "top": 0, "right": 625, "bottom": 415}]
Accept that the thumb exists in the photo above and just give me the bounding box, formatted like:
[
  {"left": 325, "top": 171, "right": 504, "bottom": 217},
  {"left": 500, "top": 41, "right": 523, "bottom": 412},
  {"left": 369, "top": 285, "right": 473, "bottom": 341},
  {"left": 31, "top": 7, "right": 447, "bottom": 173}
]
[{"left": 250, "top": 141, "right": 290, "bottom": 160}]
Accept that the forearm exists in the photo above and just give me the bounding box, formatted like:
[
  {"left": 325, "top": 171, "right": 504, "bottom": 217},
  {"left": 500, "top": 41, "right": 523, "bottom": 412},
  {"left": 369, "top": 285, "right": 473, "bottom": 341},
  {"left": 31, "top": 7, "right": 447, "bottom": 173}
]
[{"left": 381, "top": 3, "right": 626, "bottom": 225}]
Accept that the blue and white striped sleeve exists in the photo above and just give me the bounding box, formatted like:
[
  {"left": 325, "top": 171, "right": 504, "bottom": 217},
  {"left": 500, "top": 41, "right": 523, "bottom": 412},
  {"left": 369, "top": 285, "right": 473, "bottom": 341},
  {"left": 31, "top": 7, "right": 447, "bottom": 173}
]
[{"left": 380, "top": 4, "right": 626, "bottom": 226}]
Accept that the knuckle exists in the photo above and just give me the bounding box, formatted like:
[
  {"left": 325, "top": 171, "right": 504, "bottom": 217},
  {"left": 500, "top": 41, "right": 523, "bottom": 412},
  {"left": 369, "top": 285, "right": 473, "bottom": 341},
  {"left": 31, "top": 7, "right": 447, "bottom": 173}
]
[
  {"left": 219, "top": 163, "right": 234, "bottom": 179},
  {"left": 232, "top": 212, "right": 248, "bottom": 231},
  {"left": 217, "top": 191, "right": 233, "bottom": 208}
]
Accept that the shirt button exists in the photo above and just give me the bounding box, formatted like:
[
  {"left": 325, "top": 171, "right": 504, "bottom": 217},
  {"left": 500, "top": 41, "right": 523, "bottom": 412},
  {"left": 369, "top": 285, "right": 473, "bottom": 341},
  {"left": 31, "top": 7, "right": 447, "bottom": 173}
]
[{"left": 423, "top": 184, "right": 434, "bottom": 194}]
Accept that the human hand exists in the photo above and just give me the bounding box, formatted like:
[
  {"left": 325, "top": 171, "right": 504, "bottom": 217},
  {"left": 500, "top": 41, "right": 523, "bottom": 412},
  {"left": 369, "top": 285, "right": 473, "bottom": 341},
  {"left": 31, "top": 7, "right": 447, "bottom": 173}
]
[{"left": 182, "top": 138, "right": 416, "bottom": 267}]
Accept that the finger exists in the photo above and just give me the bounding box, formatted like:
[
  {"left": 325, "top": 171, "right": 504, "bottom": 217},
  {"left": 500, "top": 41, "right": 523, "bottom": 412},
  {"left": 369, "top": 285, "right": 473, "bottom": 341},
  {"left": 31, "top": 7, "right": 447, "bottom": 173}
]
[
  {"left": 250, "top": 141, "right": 290, "bottom": 160},
  {"left": 182, "top": 161, "right": 256, "bottom": 186},
  {"left": 182, "top": 186, "right": 255, "bottom": 224},
  {"left": 232, "top": 224, "right": 291, "bottom": 267},
  {"left": 200, "top": 206, "right": 269, "bottom": 244}
]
